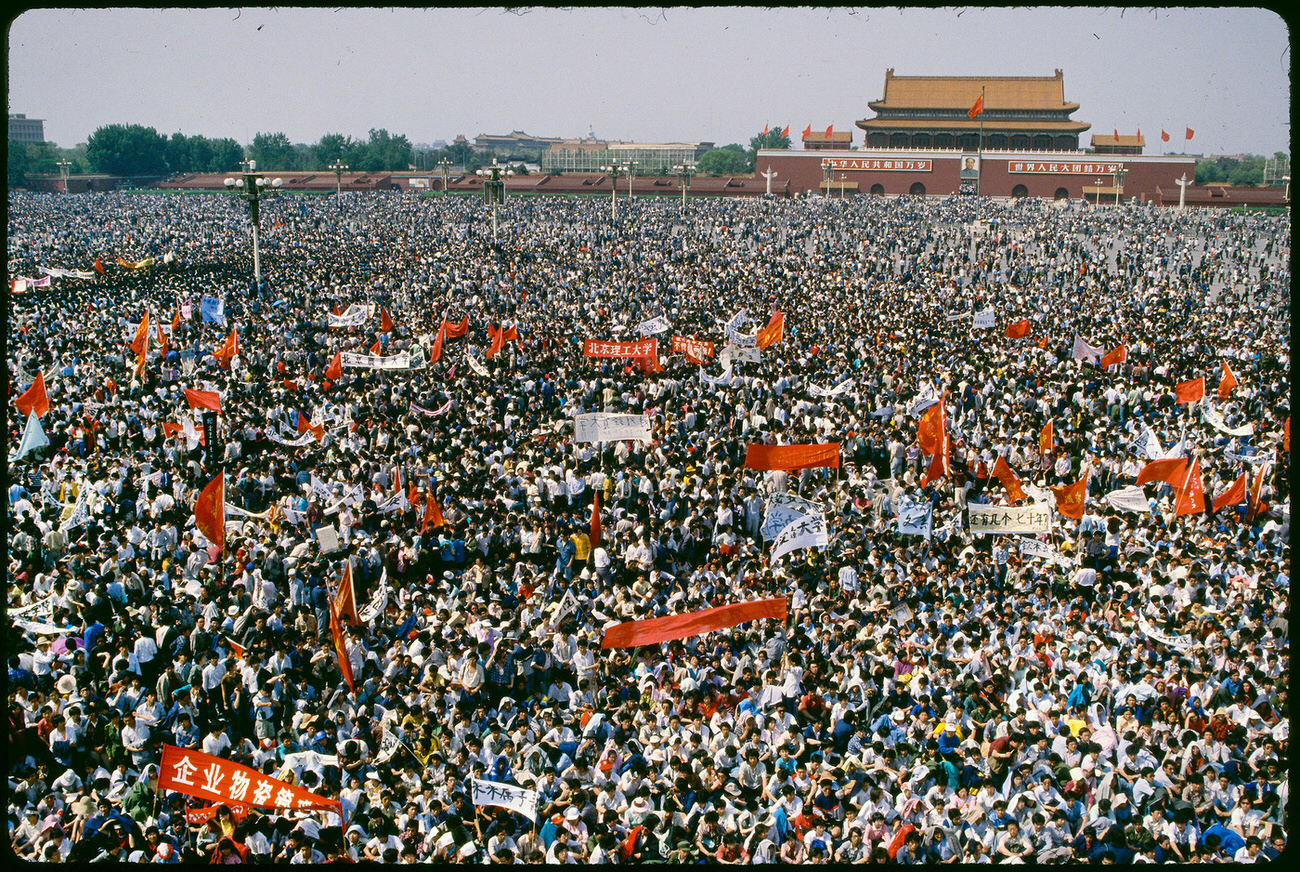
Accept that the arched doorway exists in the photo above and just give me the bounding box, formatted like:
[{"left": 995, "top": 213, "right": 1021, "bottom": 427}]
[
  {"left": 1011, "top": 184, "right": 1029, "bottom": 199},
  {"left": 909, "top": 182, "right": 926, "bottom": 196},
  {"left": 1054, "top": 187, "right": 1069, "bottom": 200},
  {"left": 870, "top": 183, "right": 885, "bottom": 196}
]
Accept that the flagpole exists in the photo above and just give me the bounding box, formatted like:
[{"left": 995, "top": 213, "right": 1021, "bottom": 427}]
[{"left": 977, "top": 86, "right": 985, "bottom": 198}]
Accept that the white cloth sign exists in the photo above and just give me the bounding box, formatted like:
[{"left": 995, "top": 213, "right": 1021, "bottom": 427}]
[
  {"left": 1129, "top": 427, "right": 1164, "bottom": 460},
  {"left": 699, "top": 365, "right": 734, "bottom": 388},
  {"left": 1136, "top": 615, "right": 1197, "bottom": 652},
  {"left": 967, "top": 503, "right": 1053, "bottom": 535},
  {"left": 466, "top": 352, "right": 489, "bottom": 377},
  {"left": 972, "top": 308, "right": 996, "bottom": 329},
  {"left": 316, "top": 525, "right": 342, "bottom": 554},
  {"left": 770, "top": 512, "right": 829, "bottom": 562},
  {"left": 327, "top": 304, "right": 369, "bottom": 328},
  {"left": 809, "top": 379, "right": 855, "bottom": 398},
  {"left": 340, "top": 352, "right": 411, "bottom": 370},
  {"left": 1201, "top": 404, "right": 1254, "bottom": 437},
  {"left": 636, "top": 315, "right": 671, "bottom": 336},
  {"left": 944, "top": 311, "right": 972, "bottom": 322},
  {"left": 1103, "top": 486, "right": 1152, "bottom": 514},
  {"left": 761, "top": 492, "right": 823, "bottom": 541},
  {"left": 895, "top": 495, "right": 934, "bottom": 538},
  {"left": 471, "top": 778, "right": 540, "bottom": 822},
  {"left": 719, "top": 345, "right": 761, "bottom": 365},
  {"left": 573, "top": 413, "right": 651, "bottom": 444},
  {"left": 1071, "top": 335, "right": 1103, "bottom": 363},
  {"left": 1017, "top": 536, "right": 1073, "bottom": 567},
  {"left": 357, "top": 571, "right": 389, "bottom": 623}
]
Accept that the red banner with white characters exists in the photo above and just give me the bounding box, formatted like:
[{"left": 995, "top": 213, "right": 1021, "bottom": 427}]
[
  {"left": 185, "top": 804, "right": 252, "bottom": 825},
  {"left": 671, "top": 336, "right": 715, "bottom": 362},
  {"left": 158, "top": 745, "right": 340, "bottom": 812},
  {"left": 584, "top": 338, "right": 657, "bottom": 359}
]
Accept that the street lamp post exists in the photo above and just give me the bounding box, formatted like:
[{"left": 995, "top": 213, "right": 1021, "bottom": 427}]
[
  {"left": 328, "top": 159, "right": 349, "bottom": 200},
  {"left": 600, "top": 163, "right": 630, "bottom": 219},
  {"left": 437, "top": 157, "right": 452, "bottom": 195},
  {"left": 673, "top": 163, "right": 696, "bottom": 208},
  {"left": 224, "top": 159, "right": 282, "bottom": 287},
  {"left": 821, "top": 160, "right": 834, "bottom": 199},
  {"left": 475, "top": 158, "right": 513, "bottom": 241},
  {"left": 840, "top": 173, "right": 847, "bottom": 199},
  {"left": 56, "top": 158, "right": 71, "bottom": 194},
  {"left": 1115, "top": 167, "right": 1126, "bottom": 206},
  {"left": 1095, "top": 178, "right": 1103, "bottom": 207},
  {"left": 626, "top": 160, "right": 638, "bottom": 200}
]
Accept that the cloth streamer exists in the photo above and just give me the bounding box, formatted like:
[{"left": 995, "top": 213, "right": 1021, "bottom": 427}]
[{"left": 601, "top": 597, "right": 787, "bottom": 649}]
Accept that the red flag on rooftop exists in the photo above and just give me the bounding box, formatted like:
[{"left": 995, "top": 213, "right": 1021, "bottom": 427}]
[
  {"left": 968, "top": 94, "right": 984, "bottom": 118},
  {"left": 802, "top": 123, "right": 812, "bottom": 139},
  {"left": 781, "top": 124, "right": 790, "bottom": 137},
  {"left": 825, "top": 124, "right": 834, "bottom": 138},
  {"left": 1161, "top": 129, "right": 1170, "bottom": 142},
  {"left": 762, "top": 123, "right": 769, "bottom": 136}
]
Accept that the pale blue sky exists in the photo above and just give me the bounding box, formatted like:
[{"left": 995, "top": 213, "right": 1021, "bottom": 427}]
[{"left": 7, "top": 7, "right": 1290, "bottom": 156}]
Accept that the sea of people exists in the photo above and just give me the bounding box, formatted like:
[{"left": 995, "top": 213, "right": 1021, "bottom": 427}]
[{"left": 6, "top": 186, "right": 1290, "bottom": 864}]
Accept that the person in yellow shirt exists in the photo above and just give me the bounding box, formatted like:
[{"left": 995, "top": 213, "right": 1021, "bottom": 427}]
[{"left": 570, "top": 528, "right": 591, "bottom": 566}]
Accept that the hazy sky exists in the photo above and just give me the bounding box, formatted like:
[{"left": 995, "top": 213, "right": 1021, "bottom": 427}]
[{"left": 8, "top": 7, "right": 1290, "bottom": 156}]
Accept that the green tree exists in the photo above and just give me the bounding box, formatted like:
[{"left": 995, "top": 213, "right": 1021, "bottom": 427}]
[
  {"left": 85, "top": 124, "right": 169, "bottom": 176},
  {"left": 697, "top": 143, "right": 751, "bottom": 175},
  {"left": 208, "top": 138, "right": 245, "bottom": 173},
  {"left": 311, "top": 132, "right": 356, "bottom": 170},
  {"left": 749, "top": 129, "right": 792, "bottom": 152},
  {"left": 248, "top": 132, "right": 297, "bottom": 171},
  {"left": 8, "top": 142, "right": 33, "bottom": 188}
]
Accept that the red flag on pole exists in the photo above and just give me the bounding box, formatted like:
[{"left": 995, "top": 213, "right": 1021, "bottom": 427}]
[
  {"left": 1005, "top": 319, "right": 1031, "bottom": 339},
  {"left": 486, "top": 324, "right": 505, "bottom": 360},
  {"left": 422, "top": 492, "right": 445, "bottom": 533},
  {"left": 131, "top": 312, "right": 151, "bottom": 355},
  {"left": 369, "top": 339, "right": 381, "bottom": 355},
  {"left": 443, "top": 315, "right": 469, "bottom": 338},
  {"left": 922, "top": 432, "right": 950, "bottom": 486},
  {"left": 1211, "top": 470, "right": 1248, "bottom": 514},
  {"left": 1247, "top": 464, "right": 1268, "bottom": 521},
  {"left": 333, "top": 561, "right": 361, "bottom": 625},
  {"left": 1173, "top": 458, "right": 1205, "bottom": 516},
  {"left": 1185, "top": 127, "right": 1194, "bottom": 140},
  {"left": 194, "top": 473, "right": 225, "bottom": 552},
  {"left": 1099, "top": 344, "right": 1127, "bottom": 369},
  {"left": 324, "top": 352, "right": 343, "bottom": 381},
  {"left": 968, "top": 95, "right": 984, "bottom": 118},
  {"left": 172, "top": 308, "right": 181, "bottom": 333},
  {"left": 801, "top": 123, "right": 812, "bottom": 139},
  {"left": 1161, "top": 129, "right": 1170, "bottom": 142},
  {"left": 330, "top": 597, "right": 356, "bottom": 694},
  {"left": 1135, "top": 457, "right": 1188, "bottom": 487},
  {"left": 1039, "top": 420, "right": 1054, "bottom": 457},
  {"left": 93, "top": 257, "right": 106, "bottom": 276},
  {"left": 743, "top": 443, "right": 840, "bottom": 471},
  {"left": 590, "top": 489, "right": 602, "bottom": 548},
  {"left": 1114, "top": 129, "right": 1120, "bottom": 142},
  {"left": 14, "top": 370, "right": 49, "bottom": 419},
  {"left": 916, "top": 402, "right": 946, "bottom": 458},
  {"left": 1174, "top": 377, "right": 1204, "bottom": 405},
  {"left": 825, "top": 124, "right": 834, "bottom": 138},
  {"left": 781, "top": 124, "right": 790, "bottom": 137},
  {"left": 427, "top": 322, "right": 446, "bottom": 365},
  {"left": 1217, "top": 360, "right": 1238, "bottom": 399},
  {"left": 183, "top": 387, "right": 222, "bottom": 413},
  {"left": 380, "top": 307, "right": 394, "bottom": 333},
  {"left": 991, "top": 456, "right": 1026, "bottom": 503},
  {"left": 1050, "top": 472, "right": 1089, "bottom": 520},
  {"left": 762, "top": 123, "right": 769, "bottom": 137},
  {"left": 756, "top": 311, "right": 784, "bottom": 349}
]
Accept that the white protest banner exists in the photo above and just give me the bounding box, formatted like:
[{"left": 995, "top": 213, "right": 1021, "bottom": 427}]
[
  {"left": 328, "top": 304, "right": 369, "bottom": 328},
  {"left": 895, "top": 495, "right": 934, "bottom": 539},
  {"left": 409, "top": 400, "right": 452, "bottom": 417},
  {"left": 967, "top": 503, "right": 1052, "bottom": 535},
  {"left": 316, "top": 525, "right": 342, "bottom": 555},
  {"left": 1136, "top": 614, "right": 1197, "bottom": 652},
  {"left": 1224, "top": 448, "right": 1270, "bottom": 465},
  {"left": 944, "top": 311, "right": 973, "bottom": 322},
  {"left": 275, "top": 750, "right": 339, "bottom": 782},
  {"left": 553, "top": 588, "right": 580, "bottom": 626},
  {"left": 1201, "top": 404, "right": 1254, "bottom": 437},
  {"left": 357, "top": 570, "right": 389, "bottom": 623},
  {"left": 1071, "top": 334, "right": 1103, "bottom": 363},
  {"left": 771, "top": 512, "right": 829, "bottom": 562},
  {"left": 340, "top": 352, "right": 411, "bottom": 371},
  {"left": 699, "top": 365, "right": 733, "bottom": 388},
  {"left": 466, "top": 352, "right": 489, "bottom": 377},
  {"left": 719, "top": 345, "right": 761, "bottom": 365},
  {"left": 761, "top": 492, "right": 823, "bottom": 541},
  {"left": 375, "top": 721, "right": 402, "bottom": 764},
  {"left": 471, "top": 778, "right": 540, "bottom": 822},
  {"left": 908, "top": 381, "right": 939, "bottom": 418},
  {"left": 723, "top": 309, "right": 747, "bottom": 332},
  {"left": 573, "top": 413, "right": 651, "bottom": 444},
  {"left": 267, "top": 429, "right": 315, "bottom": 448},
  {"left": 1129, "top": 427, "right": 1163, "bottom": 460},
  {"left": 15, "top": 619, "right": 67, "bottom": 635},
  {"left": 972, "top": 308, "right": 996, "bottom": 329},
  {"left": 1017, "top": 536, "right": 1073, "bottom": 568},
  {"left": 375, "top": 490, "right": 408, "bottom": 514},
  {"left": 1104, "top": 486, "right": 1152, "bottom": 514},
  {"left": 636, "top": 315, "right": 671, "bottom": 336},
  {"left": 10, "top": 594, "right": 57, "bottom": 622},
  {"left": 200, "top": 296, "right": 225, "bottom": 325},
  {"left": 59, "top": 485, "right": 92, "bottom": 531},
  {"left": 809, "top": 379, "right": 855, "bottom": 398}
]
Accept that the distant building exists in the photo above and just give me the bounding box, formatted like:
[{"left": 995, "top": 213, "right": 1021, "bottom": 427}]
[
  {"left": 473, "top": 130, "right": 563, "bottom": 154},
  {"left": 9, "top": 113, "right": 46, "bottom": 145},
  {"left": 802, "top": 129, "right": 853, "bottom": 150},
  {"left": 1090, "top": 133, "right": 1145, "bottom": 155},
  {"left": 542, "top": 135, "right": 712, "bottom": 173},
  {"left": 856, "top": 69, "right": 1089, "bottom": 151}
]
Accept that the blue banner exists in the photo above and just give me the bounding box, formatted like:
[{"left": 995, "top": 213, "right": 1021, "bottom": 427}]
[{"left": 200, "top": 296, "right": 225, "bottom": 325}]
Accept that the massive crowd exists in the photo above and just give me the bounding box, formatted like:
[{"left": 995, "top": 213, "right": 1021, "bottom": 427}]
[{"left": 6, "top": 186, "right": 1290, "bottom": 864}]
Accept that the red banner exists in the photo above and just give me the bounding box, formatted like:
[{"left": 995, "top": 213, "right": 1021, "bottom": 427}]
[
  {"left": 1136, "top": 457, "right": 1188, "bottom": 487},
  {"left": 158, "top": 745, "right": 340, "bottom": 812},
  {"left": 1005, "top": 319, "right": 1031, "bottom": 340},
  {"left": 14, "top": 370, "right": 49, "bottom": 419},
  {"left": 601, "top": 598, "right": 787, "bottom": 650},
  {"left": 184, "top": 388, "right": 222, "bottom": 413},
  {"left": 1174, "top": 377, "right": 1205, "bottom": 405},
  {"left": 185, "top": 804, "right": 251, "bottom": 825},
  {"left": 584, "top": 338, "right": 657, "bottom": 359},
  {"left": 744, "top": 442, "right": 840, "bottom": 471},
  {"left": 671, "top": 336, "right": 715, "bottom": 361},
  {"left": 756, "top": 311, "right": 784, "bottom": 350},
  {"left": 443, "top": 316, "right": 469, "bottom": 339}
]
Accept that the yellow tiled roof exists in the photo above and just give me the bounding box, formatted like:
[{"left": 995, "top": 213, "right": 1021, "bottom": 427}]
[
  {"left": 870, "top": 70, "right": 1079, "bottom": 112},
  {"left": 856, "top": 118, "right": 1090, "bottom": 132}
]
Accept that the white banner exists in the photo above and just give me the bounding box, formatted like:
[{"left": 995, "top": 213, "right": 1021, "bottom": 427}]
[
  {"left": 761, "top": 492, "right": 823, "bottom": 541},
  {"left": 340, "top": 352, "right": 411, "bottom": 370},
  {"left": 327, "top": 304, "right": 369, "bottom": 328},
  {"left": 1103, "top": 485, "right": 1152, "bottom": 514},
  {"left": 967, "top": 503, "right": 1053, "bottom": 535},
  {"left": 1201, "top": 404, "right": 1254, "bottom": 437},
  {"left": 1136, "top": 614, "right": 1197, "bottom": 652},
  {"left": 944, "top": 311, "right": 973, "bottom": 322},
  {"left": 1129, "top": 427, "right": 1164, "bottom": 460},
  {"left": 466, "top": 352, "right": 489, "bottom": 377},
  {"left": 357, "top": 571, "right": 390, "bottom": 623},
  {"left": 972, "top": 308, "right": 996, "bottom": 329},
  {"left": 809, "top": 379, "right": 855, "bottom": 398},
  {"left": 267, "top": 429, "right": 316, "bottom": 448},
  {"left": 375, "top": 721, "right": 402, "bottom": 764},
  {"left": 1224, "top": 448, "right": 1271, "bottom": 465},
  {"left": 316, "top": 525, "right": 342, "bottom": 555},
  {"left": 1071, "top": 335, "right": 1103, "bottom": 363},
  {"left": 895, "top": 495, "right": 934, "bottom": 538},
  {"left": 636, "top": 315, "right": 671, "bottom": 336},
  {"left": 573, "top": 413, "right": 651, "bottom": 444},
  {"left": 699, "top": 365, "right": 734, "bottom": 388},
  {"left": 1017, "top": 536, "right": 1073, "bottom": 567},
  {"left": 719, "top": 345, "right": 761, "bottom": 365},
  {"left": 771, "top": 512, "right": 829, "bottom": 562},
  {"left": 9, "top": 594, "right": 57, "bottom": 620},
  {"left": 40, "top": 266, "right": 97, "bottom": 280},
  {"left": 59, "top": 485, "right": 92, "bottom": 532},
  {"left": 553, "top": 588, "right": 581, "bottom": 627},
  {"left": 725, "top": 330, "right": 758, "bottom": 348},
  {"left": 471, "top": 778, "right": 540, "bottom": 822}
]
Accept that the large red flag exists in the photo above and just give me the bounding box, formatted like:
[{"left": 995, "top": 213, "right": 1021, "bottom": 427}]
[
  {"left": 443, "top": 315, "right": 469, "bottom": 338},
  {"left": 1174, "top": 377, "right": 1204, "bottom": 405},
  {"left": 422, "top": 492, "right": 445, "bottom": 533},
  {"left": 1005, "top": 319, "right": 1031, "bottom": 339},
  {"left": 1174, "top": 458, "right": 1205, "bottom": 516},
  {"left": 968, "top": 94, "right": 984, "bottom": 118},
  {"left": 1039, "top": 420, "right": 1054, "bottom": 457},
  {"left": 171, "top": 308, "right": 181, "bottom": 333},
  {"left": 324, "top": 352, "right": 343, "bottom": 381},
  {"left": 825, "top": 124, "right": 834, "bottom": 138},
  {"left": 93, "top": 257, "right": 106, "bottom": 276},
  {"left": 743, "top": 443, "right": 840, "bottom": 471},
  {"left": 184, "top": 387, "right": 222, "bottom": 413},
  {"left": 1211, "top": 470, "right": 1248, "bottom": 514},
  {"left": 330, "top": 597, "right": 356, "bottom": 694},
  {"left": 131, "top": 312, "right": 151, "bottom": 355},
  {"left": 213, "top": 328, "right": 239, "bottom": 369},
  {"left": 333, "top": 561, "right": 361, "bottom": 625},
  {"left": 1136, "top": 457, "right": 1188, "bottom": 487},
  {"left": 158, "top": 745, "right": 340, "bottom": 812},
  {"left": 1050, "top": 472, "right": 1089, "bottom": 520},
  {"left": 1099, "top": 345, "right": 1127, "bottom": 369},
  {"left": 14, "top": 370, "right": 49, "bottom": 419},
  {"left": 427, "top": 322, "right": 445, "bottom": 365},
  {"left": 922, "top": 432, "right": 950, "bottom": 486},
  {"left": 1217, "top": 361, "right": 1238, "bottom": 400},
  {"left": 991, "top": 456, "right": 1026, "bottom": 503},
  {"left": 781, "top": 124, "right": 790, "bottom": 137},
  {"left": 756, "top": 311, "right": 784, "bottom": 349},
  {"left": 369, "top": 339, "right": 381, "bottom": 355},
  {"left": 486, "top": 325, "right": 505, "bottom": 360},
  {"left": 380, "top": 307, "right": 394, "bottom": 333},
  {"left": 916, "top": 402, "right": 946, "bottom": 458},
  {"left": 1247, "top": 464, "right": 1268, "bottom": 521},
  {"left": 194, "top": 473, "right": 225, "bottom": 551},
  {"left": 601, "top": 598, "right": 787, "bottom": 650},
  {"left": 590, "top": 489, "right": 602, "bottom": 548}
]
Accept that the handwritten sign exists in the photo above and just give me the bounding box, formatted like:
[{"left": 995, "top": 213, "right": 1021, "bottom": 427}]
[
  {"left": 471, "top": 778, "right": 540, "bottom": 821},
  {"left": 967, "top": 503, "right": 1052, "bottom": 535},
  {"left": 573, "top": 413, "right": 651, "bottom": 444}
]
